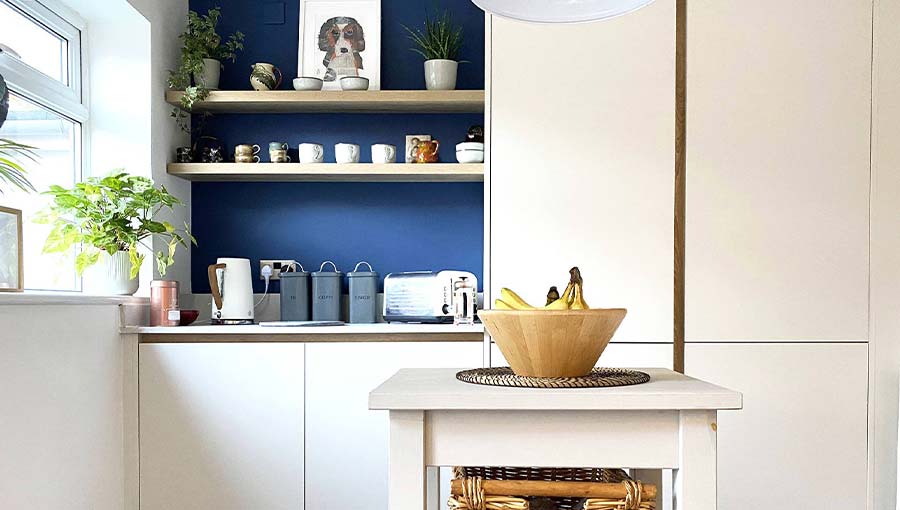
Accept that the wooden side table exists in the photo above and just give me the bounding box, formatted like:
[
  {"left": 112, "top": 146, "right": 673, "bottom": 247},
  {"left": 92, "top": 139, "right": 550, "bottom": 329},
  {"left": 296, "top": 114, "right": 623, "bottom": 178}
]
[{"left": 369, "top": 368, "right": 741, "bottom": 509}]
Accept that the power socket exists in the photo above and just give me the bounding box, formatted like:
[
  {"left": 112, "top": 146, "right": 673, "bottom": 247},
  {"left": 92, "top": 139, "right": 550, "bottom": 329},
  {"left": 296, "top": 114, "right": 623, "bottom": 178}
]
[{"left": 259, "top": 259, "right": 297, "bottom": 280}]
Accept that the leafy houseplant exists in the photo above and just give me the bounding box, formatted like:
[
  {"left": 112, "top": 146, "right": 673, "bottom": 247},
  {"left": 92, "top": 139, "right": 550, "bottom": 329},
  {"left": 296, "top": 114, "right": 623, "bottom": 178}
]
[
  {"left": 167, "top": 7, "right": 244, "bottom": 132},
  {"left": 36, "top": 173, "right": 196, "bottom": 294},
  {"left": 402, "top": 10, "right": 467, "bottom": 90}
]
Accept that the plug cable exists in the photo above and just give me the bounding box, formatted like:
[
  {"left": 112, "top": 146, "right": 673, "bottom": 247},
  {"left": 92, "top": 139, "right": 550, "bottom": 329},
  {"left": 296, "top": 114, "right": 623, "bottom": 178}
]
[{"left": 255, "top": 264, "right": 273, "bottom": 307}]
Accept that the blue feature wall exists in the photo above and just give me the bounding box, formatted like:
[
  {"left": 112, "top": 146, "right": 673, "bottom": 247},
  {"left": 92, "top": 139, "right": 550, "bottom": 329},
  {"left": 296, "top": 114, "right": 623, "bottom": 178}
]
[{"left": 188, "top": 0, "right": 485, "bottom": 293}]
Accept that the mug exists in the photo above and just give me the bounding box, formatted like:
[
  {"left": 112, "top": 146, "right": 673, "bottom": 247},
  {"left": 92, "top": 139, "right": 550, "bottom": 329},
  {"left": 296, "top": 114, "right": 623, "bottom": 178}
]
[
  {"left": 299, "top": 143, "right": 324, "bottom": 163},
  {"left": 175, "top": 146, "right": 192, "bottom": 163},
  {"left": 235, "top": 144, "right": 260, "bottom": 156},
  {"left": 371, "top": 143, "right": 396, "bottom": 164},
  {"left": 335, "top": 143, "right": 360, "bottom": 164},
  {"left": 270, "top": 149, "right": 291, "bottom": 163},
  {"left": 268, "top": 141, "right": 288, "bottom": 152},
  {"left": 413, "top": 140, "right": 440, "bottom": 163},
  {"left": 235, "top": 154, "right": 260, "bottom": 163}
]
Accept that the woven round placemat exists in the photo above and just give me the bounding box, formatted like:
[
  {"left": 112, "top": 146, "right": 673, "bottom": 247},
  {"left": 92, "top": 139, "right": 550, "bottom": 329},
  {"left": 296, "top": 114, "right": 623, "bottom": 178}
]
[{"left": 456, "top": 367, "right": 650, "bottom": 388}]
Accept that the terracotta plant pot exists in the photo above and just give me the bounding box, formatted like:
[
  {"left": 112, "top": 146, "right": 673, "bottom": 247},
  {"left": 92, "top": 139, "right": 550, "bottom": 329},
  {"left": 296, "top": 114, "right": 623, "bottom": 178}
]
[{"left": 478, "top": 308, "right": 627, "bottom": 378}]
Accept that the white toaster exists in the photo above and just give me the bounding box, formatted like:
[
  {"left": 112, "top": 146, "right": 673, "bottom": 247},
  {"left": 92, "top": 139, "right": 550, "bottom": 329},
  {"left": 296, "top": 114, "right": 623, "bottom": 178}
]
[{"left": 383, "top": 270, "right": 477, "bottom": 323}]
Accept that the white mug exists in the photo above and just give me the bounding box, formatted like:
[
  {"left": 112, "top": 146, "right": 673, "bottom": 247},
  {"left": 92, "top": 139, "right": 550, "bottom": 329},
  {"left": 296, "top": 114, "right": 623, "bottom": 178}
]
[
  {"left": 335, "top": 143, "right": 360, "bottom": 164},
  {"left": 298, "top": 143, "right": 324, "bottom": 164},
  {"left": 371, "top": 143, "right": 397, "bottom": 164}
]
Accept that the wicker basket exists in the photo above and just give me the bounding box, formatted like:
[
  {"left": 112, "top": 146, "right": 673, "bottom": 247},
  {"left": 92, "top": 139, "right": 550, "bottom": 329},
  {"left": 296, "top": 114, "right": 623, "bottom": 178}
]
[{"left": 448, "top": 467, "right": 655, "bottom": 510}]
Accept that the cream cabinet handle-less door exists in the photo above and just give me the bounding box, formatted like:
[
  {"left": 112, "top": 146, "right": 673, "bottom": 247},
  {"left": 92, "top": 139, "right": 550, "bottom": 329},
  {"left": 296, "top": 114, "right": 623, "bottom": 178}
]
[
  {"left": 686, "top": 0, "right": 872, "bottom": 341},
  {"left": 139, "top": 344, "right": 305, "bottom": 510},
  {"left": 487, "top": 1, "right": 675, "bottom": 343}
]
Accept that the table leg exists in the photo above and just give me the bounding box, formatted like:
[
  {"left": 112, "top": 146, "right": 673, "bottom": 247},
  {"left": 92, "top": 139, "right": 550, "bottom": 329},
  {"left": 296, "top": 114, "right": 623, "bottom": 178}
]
[
  {"left": 674, "top": 410, "right": 717, "bottom": 510},
  {"left": 389, "top": 410, "right": 426, "bottom": 510}
]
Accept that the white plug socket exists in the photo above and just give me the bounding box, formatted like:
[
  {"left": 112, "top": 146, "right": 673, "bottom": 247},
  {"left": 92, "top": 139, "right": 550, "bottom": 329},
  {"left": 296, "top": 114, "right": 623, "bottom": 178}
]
[{"left": 259, "top": 259, "right": 298, "bottom": 280}]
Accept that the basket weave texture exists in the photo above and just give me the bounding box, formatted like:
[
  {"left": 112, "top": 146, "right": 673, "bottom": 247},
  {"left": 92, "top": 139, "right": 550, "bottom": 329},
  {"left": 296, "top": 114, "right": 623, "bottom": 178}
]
[{"left": 449, "top": 467, "right": 655, "bottom": 510}]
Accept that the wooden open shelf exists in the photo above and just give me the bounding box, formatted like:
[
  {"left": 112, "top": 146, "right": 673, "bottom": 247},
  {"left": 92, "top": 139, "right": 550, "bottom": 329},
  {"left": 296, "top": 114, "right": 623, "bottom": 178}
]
[
  {"left": 166, "top": 90, "right": 485, "bottom": 114},
  {"left": 167, "top": 163, "right": 484, "bottom": 182}
]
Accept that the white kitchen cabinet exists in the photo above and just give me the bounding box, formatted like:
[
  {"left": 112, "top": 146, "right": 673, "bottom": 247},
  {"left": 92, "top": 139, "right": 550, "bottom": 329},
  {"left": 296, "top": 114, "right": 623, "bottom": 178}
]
[
  {"left": 686, "top": 343, "right": 868, "bottom": 510},
  {"left": 487, "top": 1, "right": 675, "bottom": 343},
  {"left": 686, "top": 0, "right": 872, "bottom": 341},
  {"left": 304, "top": 342, "right": 482, "bottom": 510},
  {"left": 139, "top": 343, "right": 305, "bottom": 510}
]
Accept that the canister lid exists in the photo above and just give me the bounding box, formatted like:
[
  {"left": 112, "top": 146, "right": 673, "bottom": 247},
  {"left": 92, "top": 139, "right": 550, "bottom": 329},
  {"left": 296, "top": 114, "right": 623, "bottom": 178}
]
[
  {"left": 311, "top": 260, "right": 342, "bottom": 277},
  {"left": 347, "top": 261, "right": 378, "bottom": 278},
  {"left": 280, "top": 270, "right": 309, "bottom": 278},
  {"left": 150, "top": 279, "right": 179, "bottom": 288}
]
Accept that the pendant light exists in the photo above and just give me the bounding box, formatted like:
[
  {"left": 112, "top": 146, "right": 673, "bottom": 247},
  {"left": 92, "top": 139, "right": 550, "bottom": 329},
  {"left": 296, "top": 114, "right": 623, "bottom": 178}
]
[{"left": 471, "top": 0, "right": 656, "bottom": 23}]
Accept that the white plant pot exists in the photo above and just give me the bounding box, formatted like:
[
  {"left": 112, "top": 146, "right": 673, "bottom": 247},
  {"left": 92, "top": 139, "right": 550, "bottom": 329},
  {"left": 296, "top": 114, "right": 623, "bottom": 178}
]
[
  {"left": 193, "top": 58, "right": 221, "bottom": 90},
  {"left": 424, "top": 59, "right": 458, "bottom": 91},
  {"left": 82, "top": 251, "right": 139, "bottom": 296}
]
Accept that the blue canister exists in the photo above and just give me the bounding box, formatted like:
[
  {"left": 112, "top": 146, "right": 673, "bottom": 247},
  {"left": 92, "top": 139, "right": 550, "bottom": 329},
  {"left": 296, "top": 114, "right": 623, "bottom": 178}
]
[
  {"left": 279, "top": 264, "right": 310, "bottom": 321},
  {"left": 347, "top": 261, "right": 378, "bottom": 323},
  {"left": 311, "top": 260, "right": 342, "bottom": 321}
]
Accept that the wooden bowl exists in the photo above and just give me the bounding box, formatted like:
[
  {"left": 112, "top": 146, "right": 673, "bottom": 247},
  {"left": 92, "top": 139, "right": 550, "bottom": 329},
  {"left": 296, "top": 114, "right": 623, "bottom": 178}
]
[{"left": 478, "top": 308, "right": 627, "bottom": 378}]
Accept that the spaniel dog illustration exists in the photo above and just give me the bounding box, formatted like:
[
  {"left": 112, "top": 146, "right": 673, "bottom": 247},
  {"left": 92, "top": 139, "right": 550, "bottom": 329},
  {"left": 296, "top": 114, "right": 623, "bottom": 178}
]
[{"left": 318, "top": 16, "right": 365, "bottom": 81}]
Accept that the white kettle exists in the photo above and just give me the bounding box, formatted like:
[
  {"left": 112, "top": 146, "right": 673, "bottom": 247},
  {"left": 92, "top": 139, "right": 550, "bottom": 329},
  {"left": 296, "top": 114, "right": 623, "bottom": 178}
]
[{"left": 208, "top": 257, "right": 254, "bottom": 325}]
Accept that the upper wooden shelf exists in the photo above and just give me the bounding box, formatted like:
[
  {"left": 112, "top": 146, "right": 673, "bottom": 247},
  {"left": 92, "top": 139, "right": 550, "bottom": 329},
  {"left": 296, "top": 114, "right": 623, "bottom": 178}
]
[{"left": 165, "top": 90, "right": 485, "bottom": 114}]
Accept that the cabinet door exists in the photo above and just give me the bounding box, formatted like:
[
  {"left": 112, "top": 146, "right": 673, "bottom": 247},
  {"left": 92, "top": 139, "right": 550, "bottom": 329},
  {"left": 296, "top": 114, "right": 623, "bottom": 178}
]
[
  {"left": 686, "top": 343, "right": 868, "bottom": 510},
  {"left": 488, "top": 1, "right": 675, "bottom": 342},
  {"left": 686, "top": 0, "right": 872, "bottom": 341},
  {"left": 305, "top": 342, "right": 482, "bottom": 510},
  {"left": 139, "top": 344, "right": 305, "bottom": 510}
]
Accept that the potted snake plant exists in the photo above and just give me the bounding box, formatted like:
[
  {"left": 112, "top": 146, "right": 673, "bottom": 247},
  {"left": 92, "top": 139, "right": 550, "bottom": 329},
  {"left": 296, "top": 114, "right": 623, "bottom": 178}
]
[
  {"left": 35, "top": 172, "right": 196, "bottom": 295},
  {"left": 403, "top": 10, "right": 467, "bottom": 90}
]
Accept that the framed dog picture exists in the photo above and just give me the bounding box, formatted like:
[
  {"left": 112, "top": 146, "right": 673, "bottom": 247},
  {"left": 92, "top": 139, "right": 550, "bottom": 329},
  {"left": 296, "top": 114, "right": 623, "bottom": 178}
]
[
  {"left": 298, "top": 0, "right": 381, "bottom": 90},
  {"left": 0, "top": 206, "right": 23, "bottom": 292}
]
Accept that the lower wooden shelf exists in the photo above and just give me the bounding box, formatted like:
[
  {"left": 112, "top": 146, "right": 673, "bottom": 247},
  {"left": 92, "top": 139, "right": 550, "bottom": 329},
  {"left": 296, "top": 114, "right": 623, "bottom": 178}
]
[{"left": 167, "top": 163, "right": 484, "bottom": 182}]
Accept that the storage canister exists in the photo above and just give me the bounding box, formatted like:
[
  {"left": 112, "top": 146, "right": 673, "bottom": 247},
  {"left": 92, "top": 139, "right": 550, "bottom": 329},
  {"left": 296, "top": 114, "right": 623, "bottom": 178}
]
[
  {"left": 150, "top": 280, "right": 180, "bottom": 326},
  {"left": 311, "top": 260, "right": 342, "bottom": 321},
  {"left": 347, "top": 261, "right": 378, "bottom": 323},
  {"left": 279, "top": 265, "right": 310, "bottom": 321}
]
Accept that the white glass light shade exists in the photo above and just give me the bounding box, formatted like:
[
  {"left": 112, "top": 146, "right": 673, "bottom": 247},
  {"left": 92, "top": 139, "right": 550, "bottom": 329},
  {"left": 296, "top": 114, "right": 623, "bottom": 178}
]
[{"left": 471, "top": 0, "right": 656, "bottom": 23}]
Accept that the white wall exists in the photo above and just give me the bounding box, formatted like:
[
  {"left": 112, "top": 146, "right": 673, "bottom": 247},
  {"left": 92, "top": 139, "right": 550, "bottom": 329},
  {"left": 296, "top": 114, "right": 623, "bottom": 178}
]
[{"left": 0, "top": 304, "right": 128, "bottom": 510}]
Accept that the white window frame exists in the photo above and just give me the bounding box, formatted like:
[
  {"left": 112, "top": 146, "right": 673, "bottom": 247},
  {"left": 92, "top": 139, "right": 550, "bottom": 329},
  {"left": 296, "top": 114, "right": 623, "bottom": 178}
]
[
  {"left": 0, "top": 0, "right": 89, "bottom": 292},
  {"left": 0, "top": 0, "right": 87, "bottom": 122}
]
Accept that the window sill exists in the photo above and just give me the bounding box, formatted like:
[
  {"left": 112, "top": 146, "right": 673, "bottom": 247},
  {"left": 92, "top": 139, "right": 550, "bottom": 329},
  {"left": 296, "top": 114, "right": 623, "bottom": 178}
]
[{"left": 0, "top": 291, "right": 149, "bottom": 306}]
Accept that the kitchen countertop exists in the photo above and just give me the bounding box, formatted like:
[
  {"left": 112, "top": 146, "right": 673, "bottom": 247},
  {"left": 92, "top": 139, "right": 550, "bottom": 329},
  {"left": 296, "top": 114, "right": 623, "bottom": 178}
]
[{"left": 125, "top": 323, "right": 485, "bottom": 343}]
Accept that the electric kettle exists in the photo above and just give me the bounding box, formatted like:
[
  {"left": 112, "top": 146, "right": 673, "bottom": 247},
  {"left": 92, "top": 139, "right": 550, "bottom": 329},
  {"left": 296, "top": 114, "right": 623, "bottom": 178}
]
[{"left": 208, "top": 257, "right": 254, "bottom": 325}]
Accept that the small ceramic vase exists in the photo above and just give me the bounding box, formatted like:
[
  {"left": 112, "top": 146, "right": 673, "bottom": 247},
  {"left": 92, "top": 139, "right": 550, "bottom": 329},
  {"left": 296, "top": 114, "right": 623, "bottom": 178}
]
[{"left": 250, "top": 62, "right": 282, "bottom": 91}]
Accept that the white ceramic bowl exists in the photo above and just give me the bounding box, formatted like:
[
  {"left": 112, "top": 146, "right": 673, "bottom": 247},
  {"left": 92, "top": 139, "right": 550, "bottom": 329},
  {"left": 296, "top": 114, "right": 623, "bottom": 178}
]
[
  {"left": 456, "top": 141, "right": 484, "bottom": 151},
  {"left": 340, "top": 76, "right": 369, "bottom": 91},
  {"left": 456, "top": 149, "right": 484, "bottom": 164},
  {"left": 293, "top": 77, "right": 323, "bottom": 91}
]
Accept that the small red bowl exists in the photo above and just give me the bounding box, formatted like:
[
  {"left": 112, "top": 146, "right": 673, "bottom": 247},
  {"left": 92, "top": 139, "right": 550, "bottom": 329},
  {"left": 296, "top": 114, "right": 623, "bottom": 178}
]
[{"left": 179, "top": 309, "right": 200, "bottom": 326}]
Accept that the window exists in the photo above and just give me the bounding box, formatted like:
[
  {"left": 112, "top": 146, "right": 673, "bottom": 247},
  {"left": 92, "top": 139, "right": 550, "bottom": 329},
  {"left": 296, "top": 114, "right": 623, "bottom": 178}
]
[{"left": 0, "top": 0, "right": 85, "bottom": 291}]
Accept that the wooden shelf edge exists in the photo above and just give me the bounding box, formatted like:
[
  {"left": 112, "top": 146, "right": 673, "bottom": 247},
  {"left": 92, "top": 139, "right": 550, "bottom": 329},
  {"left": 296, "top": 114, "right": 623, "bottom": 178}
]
[
  {"left": 165, "top": 89, "right": 485, "bottom": 114},
  {"left": 166, "top": 163, "right": 484, "bottom": 182}
]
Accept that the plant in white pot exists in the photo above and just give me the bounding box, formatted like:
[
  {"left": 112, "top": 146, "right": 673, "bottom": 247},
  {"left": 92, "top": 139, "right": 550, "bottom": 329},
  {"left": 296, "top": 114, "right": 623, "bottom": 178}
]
[
  {"left": 403, "top": 10, "right": 467, "bottom": 91},
  {"left": 167, "top": 7, "right": 244, "bottom": 132},
  {"left": 36, "top": 173, "right": 196, "bottom": 295}
]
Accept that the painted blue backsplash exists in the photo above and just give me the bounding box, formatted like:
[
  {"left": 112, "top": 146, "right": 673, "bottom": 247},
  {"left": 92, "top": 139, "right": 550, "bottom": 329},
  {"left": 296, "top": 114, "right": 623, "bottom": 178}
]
[{"left": 188, "top": 0, "right": 485, "bottom": 293}]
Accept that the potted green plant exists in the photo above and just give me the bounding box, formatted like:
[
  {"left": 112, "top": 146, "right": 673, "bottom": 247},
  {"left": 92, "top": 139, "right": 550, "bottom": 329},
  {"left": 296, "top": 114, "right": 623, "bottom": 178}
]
[
  {"left": 35, "top": 172, "right": 196, "bottom": 295},
  {"left": 167, "top": 7, "right": 244, "bottom": 132},
  {"left": 403, "top": 10, "right": 467, "bottom": 91}
]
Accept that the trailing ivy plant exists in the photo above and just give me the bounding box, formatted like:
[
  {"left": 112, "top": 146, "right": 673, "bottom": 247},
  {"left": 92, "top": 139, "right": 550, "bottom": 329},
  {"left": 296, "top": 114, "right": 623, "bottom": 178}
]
[
  {"left": 35, "top": 172, "right": 196, "bottom": 278},
  {"left": 402, "top": 10, "right": 467, "bottom": 62},
  {"left": 167, "top": 7, "right": 244, "bottom": 132}
]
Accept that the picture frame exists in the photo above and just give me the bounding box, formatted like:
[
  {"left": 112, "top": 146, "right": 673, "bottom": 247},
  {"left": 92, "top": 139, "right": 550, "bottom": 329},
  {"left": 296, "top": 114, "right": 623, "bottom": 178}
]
[
  {"left": 298, "top": 0, "right": 381, "bottom": 90},
  {"left": 0, "top": 205, "right": 23, "bottom": 292}
]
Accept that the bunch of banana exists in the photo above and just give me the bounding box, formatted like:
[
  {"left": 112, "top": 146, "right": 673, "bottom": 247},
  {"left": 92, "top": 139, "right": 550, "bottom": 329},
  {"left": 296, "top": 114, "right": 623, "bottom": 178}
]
[{"left": 494, "top": 266, "right": 591, "bottom": 310}]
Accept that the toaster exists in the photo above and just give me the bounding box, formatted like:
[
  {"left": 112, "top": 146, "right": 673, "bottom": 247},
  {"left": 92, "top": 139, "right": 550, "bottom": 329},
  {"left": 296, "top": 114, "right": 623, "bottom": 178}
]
[{"left": 383, "top": 270, "right": 478, "bottom": 323}]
